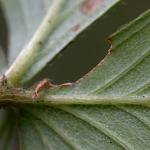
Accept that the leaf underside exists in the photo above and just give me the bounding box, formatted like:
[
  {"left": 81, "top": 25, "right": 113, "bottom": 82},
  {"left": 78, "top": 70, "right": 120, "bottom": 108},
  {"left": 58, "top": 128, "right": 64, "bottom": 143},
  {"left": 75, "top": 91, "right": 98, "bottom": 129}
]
[
  {"left": 1, "top": 0, "right": 119, "bottom": 84},
  {"left": 19, "top": 10, "right": 150, "bottom": 150}
]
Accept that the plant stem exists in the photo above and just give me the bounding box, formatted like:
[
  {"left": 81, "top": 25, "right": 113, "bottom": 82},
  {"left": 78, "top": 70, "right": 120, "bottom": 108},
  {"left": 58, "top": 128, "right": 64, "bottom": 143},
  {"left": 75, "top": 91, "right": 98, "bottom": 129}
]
[
  {"left": 0, "top": 86, "right": 149, "bottom": 106},
  {"left": 5, "top": 0, "right": 65, "bottom": 86}
]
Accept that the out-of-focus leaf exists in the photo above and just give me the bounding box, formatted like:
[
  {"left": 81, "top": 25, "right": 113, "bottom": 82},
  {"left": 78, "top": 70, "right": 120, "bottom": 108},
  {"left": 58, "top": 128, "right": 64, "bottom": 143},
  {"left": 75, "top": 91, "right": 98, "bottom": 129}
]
[
  {"left": 0, "top": 109, "right": 18, "bottom": 150},
  {"left": 19, "top": 10, "right": 150, "bottom": 150},
  {"left": 0, "top": 47, "right": 7, "bottom": 74},
  {"left": 1, "top": 0, "right": 52, "bottom": 64},
  {"left": 0, "top": 3, "right": 8, "bottom": 56},
  {"left": 2, "top": 0, "right": 119, "bottom": 84}
]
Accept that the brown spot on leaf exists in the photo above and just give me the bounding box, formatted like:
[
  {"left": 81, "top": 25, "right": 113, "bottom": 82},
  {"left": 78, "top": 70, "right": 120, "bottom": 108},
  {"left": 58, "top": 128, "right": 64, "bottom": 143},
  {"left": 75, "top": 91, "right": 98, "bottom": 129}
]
[
  {"left": 37, "top": 41, "right": 43, "bottom": 46},
  {"left": 81, "top": 0, "right": 104, "bottom": 14},
  {"left": 71, "top": 24, "right": 80, "bottom": 32}
]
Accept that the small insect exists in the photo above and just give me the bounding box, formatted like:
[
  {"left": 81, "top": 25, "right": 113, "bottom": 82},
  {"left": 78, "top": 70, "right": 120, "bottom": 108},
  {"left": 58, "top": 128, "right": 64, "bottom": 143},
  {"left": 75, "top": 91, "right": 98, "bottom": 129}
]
[{"left": 32, "top": 79, "right": 72, "bottom": 100}]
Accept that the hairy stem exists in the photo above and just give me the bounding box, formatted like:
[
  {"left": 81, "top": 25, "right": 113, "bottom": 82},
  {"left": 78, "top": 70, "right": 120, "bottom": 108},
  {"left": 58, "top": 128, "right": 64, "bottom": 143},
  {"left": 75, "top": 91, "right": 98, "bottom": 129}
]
[{"left": 5, "top": 0, "right": 65, "bottom": 86}]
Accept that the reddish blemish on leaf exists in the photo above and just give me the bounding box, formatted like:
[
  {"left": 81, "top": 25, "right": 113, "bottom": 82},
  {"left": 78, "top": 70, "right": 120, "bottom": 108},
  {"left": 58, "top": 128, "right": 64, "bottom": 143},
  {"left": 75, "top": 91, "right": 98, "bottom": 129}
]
[
  {"left": 32, "top": 79, "right": 73, "bottom": 100},
  {"left": 71, "top": 24, "right": 80, "bottom": 32},
  {"left": 81, "top": 0, "right": 104, "bottom": 14},
  {"left": 32, "top": 79, "right": 54, "bottom": 100}
]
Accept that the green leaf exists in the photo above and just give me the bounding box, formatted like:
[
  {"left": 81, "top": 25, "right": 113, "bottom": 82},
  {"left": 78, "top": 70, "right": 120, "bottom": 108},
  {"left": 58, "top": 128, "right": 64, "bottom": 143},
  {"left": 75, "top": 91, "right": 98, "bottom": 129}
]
[
  {"left": 4, "top": 0, "right": 120, "bottom": 85},
  {"left": 1, "top": 0, "right": 52, "bottom": 64},
  {"left": 18, "top": 10, "right": 150, "bottom": 150}
]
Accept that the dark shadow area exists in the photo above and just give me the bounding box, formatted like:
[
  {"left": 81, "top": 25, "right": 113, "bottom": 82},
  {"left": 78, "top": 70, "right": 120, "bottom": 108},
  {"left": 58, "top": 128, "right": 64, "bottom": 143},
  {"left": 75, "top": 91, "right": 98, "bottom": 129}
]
[
  {"left": 30, "top": 0, "right": 149, "bottom": 85},
  {"left": 0, "top": 2, "right": 8, "bottom": 57}
]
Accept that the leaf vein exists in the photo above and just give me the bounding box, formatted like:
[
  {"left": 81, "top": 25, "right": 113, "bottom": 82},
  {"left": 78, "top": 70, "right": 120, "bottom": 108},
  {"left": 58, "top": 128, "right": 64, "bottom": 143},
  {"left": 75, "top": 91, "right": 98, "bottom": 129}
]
[{"left": 60, "top": 107, "right": 131, "bottom": 150}]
